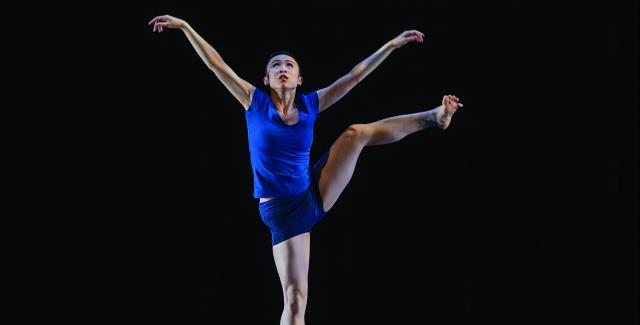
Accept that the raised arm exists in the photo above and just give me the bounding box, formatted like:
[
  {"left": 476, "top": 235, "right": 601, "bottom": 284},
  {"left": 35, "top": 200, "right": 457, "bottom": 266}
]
[
  {"left": 149, "top": 15, "right": 254, "bottom": 110},
  {"left": 316, "top": 30, "right": 424, "bottom": 113}
]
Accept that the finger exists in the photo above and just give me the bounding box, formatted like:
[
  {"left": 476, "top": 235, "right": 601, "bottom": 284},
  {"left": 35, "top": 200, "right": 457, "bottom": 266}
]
[
  {"left": 458, "top": 103, "right": 464, "bottom": 108},
  {"left": 156, "top": 22, "right": 169, "bottom": 27},
  {"left": 406, "top": 30, "right": 422, "bottom": 37},
  {"left": 159, "top": 26, "right": 164, "bottom": 32},
  {"left": 148, "top": 16, "right": 161, "bottom": 25},
  {"left": 401, "top": 31, "right": 415, "bottom": 38},
  {"left": 404, "top": 36, "right": 417, "bottom": 43},
  {"left": 152, "top": 24, "right": 157, "bottom": 32}
]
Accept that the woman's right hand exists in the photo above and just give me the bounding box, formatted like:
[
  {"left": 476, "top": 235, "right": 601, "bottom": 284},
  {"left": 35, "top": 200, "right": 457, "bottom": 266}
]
[{"left": 148, "top": 15, "right": 186, "bottom": 32}]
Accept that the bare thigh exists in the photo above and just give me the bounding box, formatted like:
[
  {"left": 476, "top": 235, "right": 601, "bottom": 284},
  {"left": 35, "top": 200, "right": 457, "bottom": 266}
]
[
  {"left": 317, "top": 124, "right": 372, "bottom": 212},
  {"left": 272, "top": 232, "right": 311, "bottom": 301}
]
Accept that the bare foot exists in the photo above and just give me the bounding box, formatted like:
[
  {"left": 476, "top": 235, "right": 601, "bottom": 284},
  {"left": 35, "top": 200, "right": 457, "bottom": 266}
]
[{"left": 436, "top": 95, "right": 463, "bottom": 129}]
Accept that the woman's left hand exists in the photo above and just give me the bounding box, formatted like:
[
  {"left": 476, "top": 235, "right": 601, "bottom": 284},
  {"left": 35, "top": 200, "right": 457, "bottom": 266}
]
[{"left": 389, "top": 30, "right": 425, "bottom": 48}]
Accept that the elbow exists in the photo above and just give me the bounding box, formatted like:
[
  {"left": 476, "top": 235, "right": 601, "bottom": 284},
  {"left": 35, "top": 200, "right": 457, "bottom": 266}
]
[
  {"left": 205, "top": 53, "right": 226, "bottom": 71},
  {"left": 206, "top": 60, "right": 225, "bottom": 72},
  {"left": 346, "top": 71, "right": 363, "bottom": 84}
]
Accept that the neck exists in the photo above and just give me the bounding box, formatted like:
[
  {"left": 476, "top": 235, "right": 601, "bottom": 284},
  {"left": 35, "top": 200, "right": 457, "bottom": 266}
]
[{"left": 270, "top": 87, "right": 297, "bottom": 113}]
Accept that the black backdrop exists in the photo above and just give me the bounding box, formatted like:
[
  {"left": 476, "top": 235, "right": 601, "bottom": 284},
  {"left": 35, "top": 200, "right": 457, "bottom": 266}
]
[{"left": 5, "top": 1, "right": 638, "bottom": 324}]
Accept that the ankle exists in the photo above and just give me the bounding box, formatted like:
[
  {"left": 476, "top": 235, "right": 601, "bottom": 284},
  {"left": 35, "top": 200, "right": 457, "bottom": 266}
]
[{"left": 422, "top": 107, "right": 441, "bottom": 129}]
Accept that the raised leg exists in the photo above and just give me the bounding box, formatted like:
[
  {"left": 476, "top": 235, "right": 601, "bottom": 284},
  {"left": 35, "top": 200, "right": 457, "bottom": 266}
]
[{"left": 317, "top": 95, "right": 462, "bottom": 212}]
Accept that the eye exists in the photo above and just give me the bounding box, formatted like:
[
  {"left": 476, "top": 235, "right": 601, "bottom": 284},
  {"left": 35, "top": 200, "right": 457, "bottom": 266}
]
[{"left": 286, "top": 63, "right": 293, "bottom": 67}]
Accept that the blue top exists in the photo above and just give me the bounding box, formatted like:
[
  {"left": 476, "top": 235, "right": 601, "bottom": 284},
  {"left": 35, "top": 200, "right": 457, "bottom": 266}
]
[{"left": 245, "top": 87, "right": 320, "bottom": 198}]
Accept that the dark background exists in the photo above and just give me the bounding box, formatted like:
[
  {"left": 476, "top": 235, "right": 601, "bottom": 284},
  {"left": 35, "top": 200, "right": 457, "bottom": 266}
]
[{"left": 5, "top": 1, "right": 637, "bottom": 324}]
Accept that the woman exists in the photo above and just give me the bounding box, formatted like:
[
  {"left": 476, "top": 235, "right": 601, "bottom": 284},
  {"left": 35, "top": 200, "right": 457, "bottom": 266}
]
[{"left": 149, "top": 14, "right": 463, "bottom": 325}]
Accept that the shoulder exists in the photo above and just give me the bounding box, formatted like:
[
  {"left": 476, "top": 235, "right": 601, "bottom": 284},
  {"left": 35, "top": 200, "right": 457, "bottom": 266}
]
[
  {"left": 299, "top": 91, "right": 319, "bottom": 114},
  {"left": 246, "top": 87, "right": 269, "bottom": 112}
]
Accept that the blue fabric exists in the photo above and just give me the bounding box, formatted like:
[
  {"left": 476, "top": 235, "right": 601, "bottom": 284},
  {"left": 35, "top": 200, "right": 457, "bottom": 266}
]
[
  {"left": 245, "top": 87, "right": 320, "bottom": 198},
  {"left": 258, "top": 149, "right": 330, "bottom": 245}
]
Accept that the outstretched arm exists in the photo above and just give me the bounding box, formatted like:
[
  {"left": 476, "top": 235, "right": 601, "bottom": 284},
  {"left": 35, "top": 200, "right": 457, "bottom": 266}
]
[
  {"left": 315, "top": 30, "right": 424, "bottom": 113},
  {"left": 149, "top": 15, "right": 254, "bottom": 110}
]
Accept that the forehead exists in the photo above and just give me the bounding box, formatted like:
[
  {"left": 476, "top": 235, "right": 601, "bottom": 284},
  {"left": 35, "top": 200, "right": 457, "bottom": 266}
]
[{"left": 268, "top": 55, "right": 297, "bottom": 66}]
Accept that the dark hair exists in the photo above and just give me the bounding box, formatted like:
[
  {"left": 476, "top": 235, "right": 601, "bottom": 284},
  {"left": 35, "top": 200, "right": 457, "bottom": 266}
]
[{"left": 265, "top": 50, "right": 302, "bottom": 76}]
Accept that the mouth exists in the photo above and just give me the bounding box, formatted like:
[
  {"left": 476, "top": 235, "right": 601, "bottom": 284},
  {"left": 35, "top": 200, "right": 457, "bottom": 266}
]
[{"left": 278, "top": 75, "right": 289, "bottom": 81}]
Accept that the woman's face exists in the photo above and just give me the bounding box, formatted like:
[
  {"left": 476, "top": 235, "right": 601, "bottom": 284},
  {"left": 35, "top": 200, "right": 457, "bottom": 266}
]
[{"left": 264, "top": 54, "right": 302, "bottom": 90}]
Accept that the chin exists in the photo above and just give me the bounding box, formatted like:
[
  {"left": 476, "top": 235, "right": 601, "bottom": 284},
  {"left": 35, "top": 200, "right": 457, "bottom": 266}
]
[{"left": 273, "top": 84, "right": 296, "bottom": 90}]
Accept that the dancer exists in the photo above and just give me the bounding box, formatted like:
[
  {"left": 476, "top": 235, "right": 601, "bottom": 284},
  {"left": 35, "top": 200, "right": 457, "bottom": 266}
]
[{"left": 149, "top": 14, "right": 463, "bottom": 325}]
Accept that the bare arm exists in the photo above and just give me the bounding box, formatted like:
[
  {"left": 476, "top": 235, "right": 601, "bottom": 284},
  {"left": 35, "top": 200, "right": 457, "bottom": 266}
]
[
  {"left": 316, "top": 30, "right": 424, "bottom": 113},
  {"left": 149, "top": 15, "right": 254, "bottom": 110}
]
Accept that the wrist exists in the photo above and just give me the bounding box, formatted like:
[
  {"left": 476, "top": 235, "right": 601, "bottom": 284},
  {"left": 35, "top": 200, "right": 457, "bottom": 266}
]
[
  {"left": 179, "top": 21, "right": 190, "bottom": 31},
  {"left": 385, "top": 41, "right": 398, "bottom": 50}
]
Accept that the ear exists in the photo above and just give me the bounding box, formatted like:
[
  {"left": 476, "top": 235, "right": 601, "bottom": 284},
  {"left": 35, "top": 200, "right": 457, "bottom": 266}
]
[
  {"left": 297, "top": 76, "right": 303, "bottom": 86},
  {"left": 263, "top": 75, "right": 269, "bottom": 86}
]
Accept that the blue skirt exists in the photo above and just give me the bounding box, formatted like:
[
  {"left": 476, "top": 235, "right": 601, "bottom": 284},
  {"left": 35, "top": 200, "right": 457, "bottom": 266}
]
[{"left": 258, "top": 150, "right": 329, "bottom": 246}]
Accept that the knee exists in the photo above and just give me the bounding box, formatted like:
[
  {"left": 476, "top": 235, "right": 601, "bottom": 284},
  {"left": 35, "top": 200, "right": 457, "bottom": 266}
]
[
  {"left": 344, "top": 124, "right": 371, "bottom": 145},
  {"left": 284, "top": 285, "right": 307, "bottom": 315}
]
